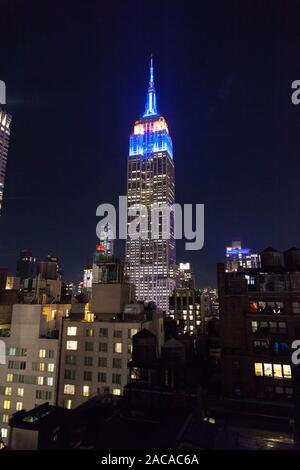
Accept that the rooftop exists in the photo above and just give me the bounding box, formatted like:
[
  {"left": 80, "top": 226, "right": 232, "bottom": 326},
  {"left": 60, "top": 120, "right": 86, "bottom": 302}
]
[{"left": 9, "top": 403, "right": 70, "bottom": 430}]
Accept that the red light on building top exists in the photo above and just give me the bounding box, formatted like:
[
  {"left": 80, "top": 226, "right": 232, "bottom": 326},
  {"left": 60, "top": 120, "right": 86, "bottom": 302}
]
[{"left": 96, "top": 245, "right": 105, "bottom": 252}]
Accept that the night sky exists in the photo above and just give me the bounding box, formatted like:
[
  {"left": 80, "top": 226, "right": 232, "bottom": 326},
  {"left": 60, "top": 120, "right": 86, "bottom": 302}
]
[{"left": 1, "top": 0, "right": 300, "bottom": 288}]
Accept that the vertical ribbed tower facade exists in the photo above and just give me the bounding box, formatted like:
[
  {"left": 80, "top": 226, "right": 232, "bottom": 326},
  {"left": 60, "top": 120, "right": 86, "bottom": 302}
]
[
  {"left": 125, "top": 57, "right": 176, "bottom": 312},
  {"left": 0, "top": 107, "right": 12, "bottom": 214}
]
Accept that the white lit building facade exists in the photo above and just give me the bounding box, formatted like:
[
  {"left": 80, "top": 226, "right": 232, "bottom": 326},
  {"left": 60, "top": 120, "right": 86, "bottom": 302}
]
[
  {"left": 0, "top": 107, "right": 11, "bottom": 214},
  {"left": 0, "top": 303, "right": 70, "bottom": 444}
]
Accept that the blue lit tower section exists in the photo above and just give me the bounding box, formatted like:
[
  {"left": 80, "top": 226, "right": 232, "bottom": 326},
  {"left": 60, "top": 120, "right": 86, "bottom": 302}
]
[
  {"left": 126, "top": 57, "right": 176, "bottom": 312},
  {"left": 0, "top": 107, "right": 12, "bottom": 214}
]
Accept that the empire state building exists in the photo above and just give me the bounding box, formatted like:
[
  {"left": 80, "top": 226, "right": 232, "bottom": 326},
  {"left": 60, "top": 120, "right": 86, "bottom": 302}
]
[{"left": 125, "top": 57, "right": 176, "bottom": 312}]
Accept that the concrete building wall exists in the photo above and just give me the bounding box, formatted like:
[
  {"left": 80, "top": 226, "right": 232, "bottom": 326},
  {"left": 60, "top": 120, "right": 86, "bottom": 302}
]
[{"left": 90, "top": 283, "right": 135, "bottom": 314}]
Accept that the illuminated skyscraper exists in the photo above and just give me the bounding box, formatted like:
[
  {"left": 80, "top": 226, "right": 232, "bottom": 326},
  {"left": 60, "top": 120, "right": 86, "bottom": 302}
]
[
  {"left": 226, "top": 239, "right": 260, "bottom": 272},
  {"left": 0, "top": 106, "right": 12, "bottom": 214},
  {"left": 125, "top": 57, "right": 176, "bottom": 312}
]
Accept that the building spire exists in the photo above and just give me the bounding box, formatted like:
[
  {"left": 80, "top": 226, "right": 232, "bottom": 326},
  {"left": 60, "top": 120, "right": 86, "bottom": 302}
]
[{"left": 143, "top": 54, "right": 158, "bottom": 117}]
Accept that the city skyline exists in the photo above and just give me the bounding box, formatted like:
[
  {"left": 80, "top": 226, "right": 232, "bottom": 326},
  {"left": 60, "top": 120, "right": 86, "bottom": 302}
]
[
  {"left": 0, "top": 1, "right": 300, "bottom": 288},
  {"left": 1, "top": 0, "right": 300, "bottom": 454}
]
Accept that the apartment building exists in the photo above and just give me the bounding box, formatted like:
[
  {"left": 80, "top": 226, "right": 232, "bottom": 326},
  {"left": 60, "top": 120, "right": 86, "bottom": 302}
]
[
  {"left": 218, "top": 247, "right": 300, "bottom": 411},
  {"left": 57, "top": 282, "right": 164, "bottom": 409},
  {"left": 0, "top": 303, "right": 70, "bottom": 444}
]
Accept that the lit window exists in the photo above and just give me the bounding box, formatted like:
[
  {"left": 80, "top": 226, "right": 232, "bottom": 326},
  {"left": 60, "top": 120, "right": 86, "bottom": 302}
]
[
  {"left": 2, "top": 415, "right": 9, "bottom": 424},
  {"left": 273, "top": 364, "right": 283, "bottom": 379},
  {"left": 130, "top": 368, "right": 138, "bottom": 379},
  {"left": 251, "top": 321, "right": 258, "bottom": 333},
  {"left": 112, "top": 388, "right": 121, "bottom": 396},
  {"left": 39, "top": 363, "right": 45, "bottom": 372},
  {"left": 48, "top": 363, "right": 55, "bottom": 372},
  {"left": 64, "top": 384, "right": 75, "bottom": 395},
  {"left": 114, "top": 343, "right": 122, "bottom": 353},
  {"left": 85, "top": 313, "right": 94, "bottom": 322},
  {"left": 66, "top": 340, "right": 78, "bottom": 351},
  {"left": 67, "top": 327, "right": 77, "bottom": 336},
  {"left": 16, "top": 402, "right": 22, "bottom": 411},
  {"left": 64, "top": 399, "right": 72, "bottom": 410},
  {"left": 37, "top": 376, "right": 44, "bottom": 385},
  {"left": 6, "top": 374, "right": 13, "bottom": 383},
  {"left": 3, "top": 401, "right": 10, "bottom": 410},
  {"left": 264, "top": 363, "right": 273, "bottom": 377},
  {"left": 283, "top": 365, "right": 292, "bottom": 379},
  {"left": 17, "top": 388, "right": 24, "bottom": 397},
  {"left": 254, "top": 363, "right": 263, "bottom": 377},
  {"left": 128, "top": 328, "right": 138, "bottom": 339},
  {"left": 83, "top": 385, "right": 90, "bottom": 397},
  {"left": 1, "top": 428, "right": 8, "bottom": 438},
  {"left": 47, "top": 377, "right": 54, "bottom": 386},
  {"left": 4, "top": 387, "right": 12, "bottom": 396},
  {"left": 39, "top": 349, "right": 46, "bottom": 358}
]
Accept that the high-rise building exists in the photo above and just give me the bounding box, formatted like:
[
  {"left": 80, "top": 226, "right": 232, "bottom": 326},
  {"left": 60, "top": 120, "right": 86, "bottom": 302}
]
[
  {"left": 178, "top": 262, "right": 195, "bottom": 289},
  {"left": 125, "top": 57, "right": 176, "bottom": 312},
  {"left": 200, "top": 287, "right": 219, "bottom": 317},
  {"left": 0, "top": 303, "right": 70, "bottom": 445},
  {"left": 16, "top": 250, "right": 36, "bottom": 281},
  {"left": 92, "top": 253, "right": 124, "bottom": 284},
  {"left": 169, "top": 287, "right": 201, "bottom": 335},
  {"left": 0, "top": 106, "right": 12, "bottom": 215},
  {"left": 226, "top": 238, "right": 260, "bottom": 272},
  {"left": 36, "top": 254, "right": 60, "bottom": 281},
  {"left": 218, "top": 246, "right": 300, "bottom": 412}
]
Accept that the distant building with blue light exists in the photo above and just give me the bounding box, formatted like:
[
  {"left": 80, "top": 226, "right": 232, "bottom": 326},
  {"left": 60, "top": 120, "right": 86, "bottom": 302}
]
[{"left": 226, "top": 239, "right": 260, "bottom": 272}]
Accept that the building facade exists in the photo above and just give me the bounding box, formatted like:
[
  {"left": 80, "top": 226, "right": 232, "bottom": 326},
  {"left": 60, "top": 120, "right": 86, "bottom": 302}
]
[
  {"left": 57, "top": 283, "right": 164, "bottom": 409},
  {"left": 226, "top": 239, "right": 260, "bottom": 273},
  {"left": 178, "top": 262, "right": 195, "bottom": 289},
  {"left": 219, "top": 247, "right": 300, "bottom": 411},
  {"left": 16, "top": 250, "right": 36, "bottom": 281},
  {"left": 0, "top": 107, "right": 12, "bottom": 215},
  {"left": 0, "top": 303, "right": 70, "bottom": 444},
  {"left": 125, "top": 58, "right": 176, "bottom": 312},
  {"left": 169, "top": 287, "right": 201, "bottom": 335}
]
